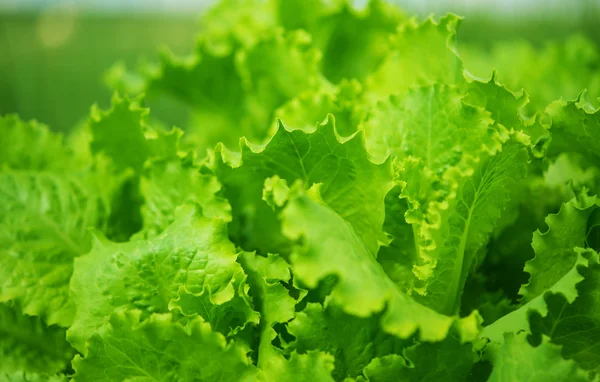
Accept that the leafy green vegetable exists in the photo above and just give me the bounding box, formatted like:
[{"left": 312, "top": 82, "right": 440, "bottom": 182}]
[{"left": 3, "top": 0, "right": 600, "bottom": 380}]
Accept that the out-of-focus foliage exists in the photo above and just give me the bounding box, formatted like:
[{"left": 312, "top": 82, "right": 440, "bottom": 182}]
[{"left": 3, "top": 0, "right": 600, "bottom": 381}]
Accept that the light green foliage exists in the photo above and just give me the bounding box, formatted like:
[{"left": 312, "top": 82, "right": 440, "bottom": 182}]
[
  {"left": 214, "top": 117, "right": 394, "bottom": 256},
  {"left": 363, "top": 84, "right": 529, "bottom": 315},
  {"left": 461, "top": 35, "right": 600, "bottom": 111},
  {"left": 528, "top": 257, "right": 600, "bottom": 374},
  {"left": 280, "top": 184, "right": 479, "bottom": 342},
  {"left": 365, "top": 14, "right": 463, "bottom": 98},
  {"left": 0, "top": 303, "right": 74, "bottom": 375},
  {"left": 361, "top": 335, "right": 478, "bottom": 382},
  {"left": 68, "top": 205, "right": 255, "bottom": 353},
  {"left": 487, "top": 332, "right": 589, "bottom": 382},
  {"left": 72, "top": 310, "right": 258, "bottom": 381},
  {"left": 4, "top": 0, "right": 600, "bottom": 380},
  {"left": 0, "top": 115, "right": 114, "bottom": 326},
  {"left": 482, "top": 194, "right": 599, "bottom": 343}
]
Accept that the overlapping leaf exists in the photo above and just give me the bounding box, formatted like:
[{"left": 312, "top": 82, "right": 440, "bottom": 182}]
[
  {"left": 0, "top": 303, "right": 74, "bottom": 375},
  {"left": 68, "top": 205, "right": 256, "bottom": 353},
  {"left": 487, "top": 332, "right": 589, "bottom": 382},
  {"left": 363, "top": 85, "right": 529, "bottom": 315},
  {"left": 72, "top": 310, "right": 257, "bottom": 381},
  {"left": 483, "top": 194, "right": 599, "bottom": 342},
  {"left": 0, "top": 116, "right": 115, "bottom": 326},
  {"left": 528, "top": 254, "right": 600, "bottom": 374},
  {"left": 214, "top": 117, "right": 394, "bottom": 256},
  {"left": 279, "top": 182, "right": 481, "bottom": 342}
]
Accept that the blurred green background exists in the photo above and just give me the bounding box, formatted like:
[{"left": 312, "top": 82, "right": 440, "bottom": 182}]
[{"left": 1, "top": 0, "right": 599, "bottom": 131}]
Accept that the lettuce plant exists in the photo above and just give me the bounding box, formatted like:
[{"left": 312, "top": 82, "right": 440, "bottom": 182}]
[{"left": 3, "top": 0, "right": 600, "bottom": 381}]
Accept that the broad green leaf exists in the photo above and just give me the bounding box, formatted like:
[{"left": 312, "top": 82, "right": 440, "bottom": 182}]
[
  {"left": 258, "top": 351, "right": 335, "bottom": 382},
  {"left": 139, "top": 155, "right": 231, "bottom": 238},
  {"left": 487, "top": 332, "right": 589, "bottom": 382},
  {"left": 280, "top": 184, "right": 480, "bottom": 342},
  {"left": 68, "top": 205, "right": 255, "bottom": 353},
  {"left": 199, "top": 0, "right": 404, "bottom": 84},
  {"left": 0, "top": 303, "right": 74, "bottom": 375},
  {"left": 365, "top": 15, "right": 463, "bottom": 98},
  {"left": 199, "top": 0, "right": 276, "bottom": 50},
  {"left": 125, "top": 29, "right": 323, "bottom": 151},
  {"left": 88, "top": 95, "right": 185, "bottom": 240},
  {"left": 89, "top": 95, "right": 181, "bottom": 172},
  {"left": 364, "top": 85, "right": 529, "bottom": 315},
  {"left": 466, "top": 160, "right": 583, "bottom": 319},
  {"left": 0, "top": 116, "right": 114, "bottom": 326},
  {"left": 216, "top": 251, "right": 296, "bottom": 370},
  {"left": 240, "top": 250, "right": 335, "bottom": 380},
  {"left": 275, "top": 79, "right": 366, "bottom": 136},
  {"left": 288, "top": 303, "right": 406, "bottom": 380},
  {"left": 361, "top": 335, "right": 478, "bottom": 382},
  {"left": 146, "top": 41, "right": 247, "bottom": 149},
  {"left": 376, "top": 185, "right": 417, "bottom": 293},
  {"left": 463, "top": 73, "right": 550, "bottom": 155},
  {"left": 237, "top": 29, "right": 323, "bottom": 126},
  {"left": 405, "top": 144, "right": 529, "bottom": 314},
  {"left": 0, "top": 116, "right": 71, "bottom": 171},
  {"left": 520, "top": 193, "right": 598, "bottom": 304},
  {"left": 483, "top": 193, "right": 599, "bottom": 343},
  {"left": 461, "top": 35, "right": 600, "bottom": 110},
  {"left": 299, "top": 0, "right": 404, "bottom": 83},
  {"left": 529, "top": 255, "right": 600, "bottom": 373},
  {"left": 214, "top": 117, "right": 394, "bottom": 256},
  {"left": 546, "top": 91, "right": 600, "bottom": 163},
  {"left": 89, "top": 95, "right": 152, "bottom": 173},
  {"left": 362, "top": 84, "right": 495, "bottom": 164},
  {"left": 463, "top": 72, "right": 529, "bottom": 131},
  {"left": 72, "top": 310, "right": 257, "bottom": 382}
]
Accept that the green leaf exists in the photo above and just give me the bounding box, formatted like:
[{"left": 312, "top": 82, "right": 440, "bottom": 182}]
[
  {"left": 365, "top": 14, "right": 463, "bottom": 98},
  {"left": 483, "top": 193, "right": 599, "bottom": 343},
  {"left": 528, "top": 254, "right": 600, "bottom": 373},
  {"left": 68, "top": 205, "right": 255, "bottom": 353},
  {"left": 0, "top": 303, "right": 74, "bottom": 375},
  {"left": 288, "top": 303, "right": 406, "bottom": 380},
  {"left": 199, "top": 0, "right": 276, "bottom": 50},
  {"left": 275, "top": 79, "right": 367, "bottom": 136},
  {"left": 126, "top": 29, "right": 323, "bottom": 151},
  {"left": 375, "top": 185, "right": 417, "bottom": 295},
  {"left": 237, "top": 29, "right": 323, "bottom": 123},
  {"left": 402, "top": 138, "right": 527, "bottom": 313},
  {"left": 258, "top": 351, "right": 335, "bottom": 382},
  {"left": 546, "top": 91, "right": 600, "bottom": 163},
  {"left": 301, "top": 0, "right": 404, "bottom": 83},
  {"left": 487, "top": 332, "right": 589, "bottom": 382},
  {"left": 239, "top": 250, "right": 301, "bottom": 373},
  {"left": 240, "top": 249, "right": 335, "bottom": 381},
  {"left": 520, "top": 193, "right": 598, "bottom": 305},
  {"left": 462, "top": 73, "right": 550, "bottom": 155},
  {"left": 463, "top": 72, "right": 529, "bottom": 131},
  {"left": 72, "top": 310, "right": 258, "bottom": 382},
  {"left": 280, "top": 183, "right": 480, "bottom": 342},
  {"left": 89, "top": 95, "right": 152, "bottom": 173},
  {"left": 139, "top": 155, "right": 231, "bottom": 238},
  {"left": 362, "top": 335, "right": 478, "bottom": 382},
  {"left": 362, "top": 84, "right": 495, "bottom": 165},
  {"left": 214, "top": 116, "right": 394, "bottom": 256},
  {"left": 89, "top": 94, "right": 181, "bottom": 173},
  {"left": 461, "top": 35, "right": 600, "bottom": 110},
  {"left": 364, "top": 85, "right": 529, "bottom": 315},
  {"left": 0, "top": 116, "right": 114, "bottom": 326},
  {"left": 0, "top": 116, "right": 71, "bottom": 171}
]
